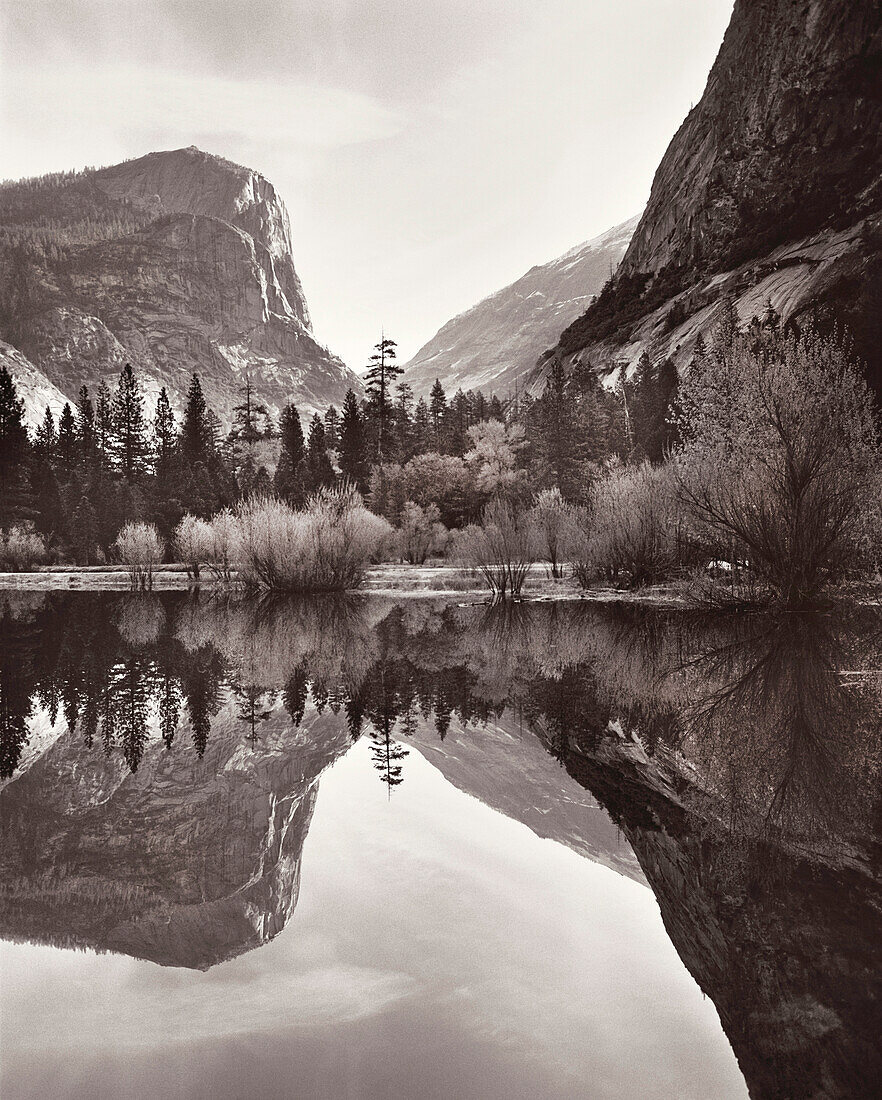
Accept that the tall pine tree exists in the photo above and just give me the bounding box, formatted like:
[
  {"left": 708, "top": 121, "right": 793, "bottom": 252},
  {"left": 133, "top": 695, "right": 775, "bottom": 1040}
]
[
  {"left": 110, "top": 364, "right": 149, "bottom": 479},
  {"left": 337, "top": 389, "right": 367, "bottom": 491},
  {"left": 364, "top": 336, "right": 401, "bottom": 461},
  {"left": 274, "top": 402, "right": 306, "bottom": 505}
]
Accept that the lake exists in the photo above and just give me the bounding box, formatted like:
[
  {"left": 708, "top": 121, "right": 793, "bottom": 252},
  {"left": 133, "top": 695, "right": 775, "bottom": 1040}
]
[{"left": 0, "top": 592, "right": 879, "bottom": 1099}]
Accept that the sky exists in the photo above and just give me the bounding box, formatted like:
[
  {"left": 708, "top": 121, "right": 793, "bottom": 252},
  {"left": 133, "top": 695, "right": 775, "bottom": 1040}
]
[
  {"left": 0, "top": 739, "right": 747, "bottom": 1099},
  {"left": 0, "top": 0, "right": 734, "bottom": 370}
]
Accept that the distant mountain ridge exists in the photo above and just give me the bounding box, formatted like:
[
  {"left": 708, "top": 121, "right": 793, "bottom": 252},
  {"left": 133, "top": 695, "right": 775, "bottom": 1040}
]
[
  {"left": 0, "top": 147, "right": 360, "bottom": 424},
  {"left": 402, "top": 216, "right": 637, "bottom": 398},
  {"left": 535, "top": 0, "right": 882, "bottom": 394}
]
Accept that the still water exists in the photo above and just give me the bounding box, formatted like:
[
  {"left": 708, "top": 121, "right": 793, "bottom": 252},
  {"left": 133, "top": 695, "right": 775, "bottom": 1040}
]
[{"left": 0, "top": 592, "right": 879, "bottom": 1099}]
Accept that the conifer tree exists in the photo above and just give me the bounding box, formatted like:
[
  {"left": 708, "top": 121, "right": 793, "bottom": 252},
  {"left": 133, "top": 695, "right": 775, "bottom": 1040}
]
[
  {"left": 0, "top": 366, "right": 31, "bottom": 525},
  {"left": 364, "top": 336, "right": 401, "bottom": 461},
  {"left": 110, "top": 364, "right": 149, "bottom": 478},
  {"left": 412, "top": 396, "right": 431, "bottom": 456},
  {"left": 34, "top": 405, "right": 57, "bottom": 460},
  {"left": 394, "top": 382, "right": 414, "bottom": 461},
  {"left": 323, "top": 404, "right": 340, "bottom": 450},
  {"left": 152, "top": 386, "right": 177, "bottom": 475},
  {"left": 56, "top": 402, "right": 77, "bottom": 473},
  {"left": 180, "top": 374, "right": 213, "bottom": 464},
  {"left": 274, "top": 402, "right": 306, "bottom": 504},
  {"left": 337, "top": 389, "right": 368, "bottom": 490},
  {"left": 95, "top": 380, "right": 113, "bottom": 466},
  {"left": 230, "top": 374, "right": 269, "bottom": 444},
  {"left": 305, "top": 414, "right": 335, "bottom": 492},
  {"left": 429, "top": 378, "right": 447, "bottom": 449},
  {"left": 71, "top": 495, "right": 99, "bottom": 564},
  {"left": 76, "top": 385, "right": 96, "bottom": 467}
]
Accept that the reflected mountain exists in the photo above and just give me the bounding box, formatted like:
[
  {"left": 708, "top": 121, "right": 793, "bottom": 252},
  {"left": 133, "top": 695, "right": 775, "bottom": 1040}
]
[{"left": 1, "top": 593, "right": 880, "bottom": 1096}]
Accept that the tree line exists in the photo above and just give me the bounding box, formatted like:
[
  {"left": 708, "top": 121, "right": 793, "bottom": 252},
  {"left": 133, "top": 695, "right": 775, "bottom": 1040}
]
[{"left": 0, "top": 328, "right": 679, "bottom": 567}]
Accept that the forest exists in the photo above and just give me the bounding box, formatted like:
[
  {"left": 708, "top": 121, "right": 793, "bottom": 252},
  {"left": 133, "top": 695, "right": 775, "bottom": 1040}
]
[{"left": 0, "top": 300, "right": 878, "bottom": 608}]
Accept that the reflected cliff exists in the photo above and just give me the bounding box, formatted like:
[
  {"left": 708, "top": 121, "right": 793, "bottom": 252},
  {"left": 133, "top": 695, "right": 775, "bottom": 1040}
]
[{"left": 1, "top": 592, "right": 880, "bottom": 1097}]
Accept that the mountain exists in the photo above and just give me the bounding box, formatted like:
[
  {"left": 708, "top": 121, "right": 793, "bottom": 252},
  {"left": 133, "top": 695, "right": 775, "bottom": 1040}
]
[
  {"left": 401, "top": 217, "right": 637, "bottom": 398},
  {"left": 0, "top": 147, "right": 359, "bottom": 424},
  {"left": 536, "top": 0, "right": 882, "bottom": 394},
  {"left": 0, "top": 699, "right": 352, "bottom": 970}
]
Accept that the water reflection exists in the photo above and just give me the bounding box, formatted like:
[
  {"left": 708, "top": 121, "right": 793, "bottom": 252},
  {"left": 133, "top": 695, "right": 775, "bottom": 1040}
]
[{"left": 1, "top": 592, "right": 880, "bottom": 1098}]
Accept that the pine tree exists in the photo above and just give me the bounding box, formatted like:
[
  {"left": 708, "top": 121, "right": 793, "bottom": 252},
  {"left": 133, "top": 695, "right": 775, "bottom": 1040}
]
[
  {"left": 95, "top": 380, "right": 113, "bottom": 466},
  {"left": 628, "top": 352, "right": 655, "bottom": 461},
  {"left": 230, "top": 374, "right": 269, "bottom": 443},
  {"left": 34, "top": 405, "right": 57, "bottom": 460},
  {"left": 305, "top": 414, "right": 335, "bottom": 493},
  {"left": 0, "top": 366, "right": 32, "bottom": 525},
  {"left": 180, "top": 374, "right": 212, "bottom": 464},
  {"left": 76, "top": 385, "right": 96, "bottom": 467},
  {"left": 71, "top": 495, "right": 99, "bottom": 564},
  {"left": 152, "top": 387, "right": 177, "bottom": 476},
  {"left": 323, "top": 405, "right": 340, "bottom": 450},
  {"left": 527, "top": 360, "right": 583, "bottom": 496},
  {"left": 274, "top": 402, "right": 306, "bottom": 504},
  {"left": 655, "top": 358, "right": 679, "bottom": 457},
  {"left": 110, "top": 364, "right": 149, "bottom": 478},
  {"left": 394, "top": 382, "right": 414, "bottom": 461},
  {"left": 429, "top": 379, "right": 447, "bottom": 449},
  {"left": 337, "top": 389, "right": 368, "bottom": 490},
  {"left": 56, "top": 402, "right": 77, "bottom": 473},
  {"left": 412, "top": 396, "right": 431, "bottom": 456},
  {"left": 364, "top": 336, "right": 401, "bottom": 461}
]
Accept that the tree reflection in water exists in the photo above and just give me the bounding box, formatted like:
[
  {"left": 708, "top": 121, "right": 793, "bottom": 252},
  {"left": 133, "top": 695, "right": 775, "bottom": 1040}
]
[{"left": 1, "top": 590, "right": 880, "bottom": 1096}]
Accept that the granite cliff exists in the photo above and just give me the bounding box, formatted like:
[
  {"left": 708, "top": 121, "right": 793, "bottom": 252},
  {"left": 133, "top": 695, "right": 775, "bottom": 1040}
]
[
  {"left": 0, "top": 147, "right": 359, "bottom": 424},
  {"left": 401, "top": 218, "right": 636, "bottom": 398},
  {"left": 537, "top": 0, "right": 882, "bottom": 394},
  {"left": 0, "top": 700, "right": 352, "bottom": 970}
]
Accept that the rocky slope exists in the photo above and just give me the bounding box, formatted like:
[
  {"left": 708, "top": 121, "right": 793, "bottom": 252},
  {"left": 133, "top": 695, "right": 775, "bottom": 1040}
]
[
  {"left": 0, "top": 147, "right": 359, "bottom": 424},
  {"left": 536, "top": 0, "right": 882, "bottom": 394},
  {"left": 401, "top": 217, "right": 637, "bottom": 398}
]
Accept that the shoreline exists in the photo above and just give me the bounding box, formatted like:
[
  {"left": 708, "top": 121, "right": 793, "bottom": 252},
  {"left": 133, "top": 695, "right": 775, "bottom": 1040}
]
[{"left": 0, "top": 563, "right": 686, "bottom": 605}]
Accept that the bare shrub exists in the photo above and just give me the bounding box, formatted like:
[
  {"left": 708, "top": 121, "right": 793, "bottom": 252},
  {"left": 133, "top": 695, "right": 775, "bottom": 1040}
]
[
  {"left": 205, "top": 509, "right": 241, "bottom": 581},
  {"left": 174, "top": 515, "right": 213, "bottom": 579},
  {"left": 236, "top": 486, "right": 392, "bottom": 592},
  {"left": 397, "top": 501, "right": 447, "bottom": 564},
  {"left": 0, "top": 526, "right": 48, "bottom": 571},
  {"left": 114, "top": 522, "right": 164, "bottom": 589},
  {"left": 575, "top": 463, "right": 683, "bottom": 589},
  {"left": 529, "top": 488, "right": 577, "bottom": 578},
  {"left": 677, "top": 325, "right": 880, "bottom": 605},
  {"left": 453, "top": 497, "right": 538, "bottom": 599}
]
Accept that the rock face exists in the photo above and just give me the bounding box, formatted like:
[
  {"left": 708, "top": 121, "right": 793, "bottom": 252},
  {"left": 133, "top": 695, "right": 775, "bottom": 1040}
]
[
  {"left": 538, "top": 0, "right": 882, "bottom": 394},
  {"left": 401, "top": 218, "right": 636, "bottom": 397},
  {"left": 410, "top": 711, "right": 644, "bottom": 883},
  {"left": 0, "top": 702, "right": 352, "bottom": 969},
  {"left": 556, "top": 731, "right": 882, "bottom": 1100},
  {"left": 0, "top": 147, "right": 359, "bottom": 424}
]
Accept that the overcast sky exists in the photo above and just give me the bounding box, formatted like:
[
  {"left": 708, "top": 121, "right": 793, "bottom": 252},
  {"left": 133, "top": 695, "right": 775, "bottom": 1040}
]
[{"left": 1, "top": 0, "right": 733, "bottom": 369}]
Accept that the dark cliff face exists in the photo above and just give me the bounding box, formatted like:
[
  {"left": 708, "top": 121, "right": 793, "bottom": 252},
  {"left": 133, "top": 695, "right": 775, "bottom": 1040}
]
[
  {"left": 621, "top": 0, "right": 882, "bottom": 276},
  {"left": 560, "top": 736, "right": 882, "bottom": 1100},
  {"left": 541, "top": 0, "right": 882, "bottom": 394},
  {"left": 0, "top": 147, "right": 359, "bottom": 424}
]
